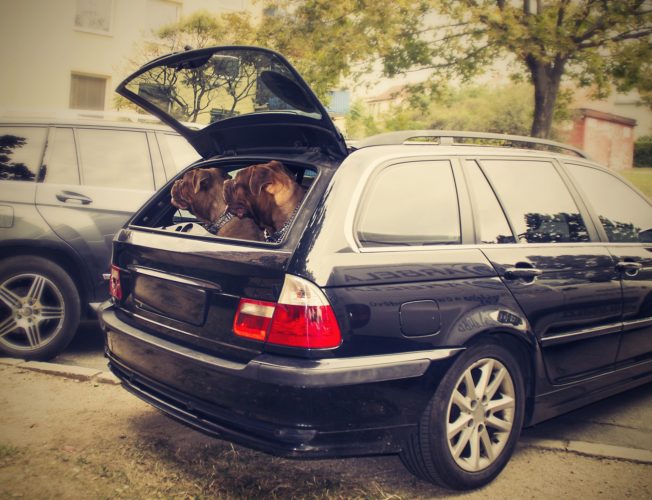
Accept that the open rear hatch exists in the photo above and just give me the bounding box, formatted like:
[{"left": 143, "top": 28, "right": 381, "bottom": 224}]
[{"left": 116, "top": 46, "right": 348, "bottom": 160}]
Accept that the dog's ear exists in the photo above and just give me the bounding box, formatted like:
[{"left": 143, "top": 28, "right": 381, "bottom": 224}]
[
  {"left": 192, "top": 169, "right": 212, "bottom": 194},
  {"left": 249, "top": 164, "right": 276, "bottom": 196}
]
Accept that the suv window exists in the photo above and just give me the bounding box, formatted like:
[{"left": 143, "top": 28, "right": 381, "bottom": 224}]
[
  {"left": 159, "top": 133, "right": 201, "bottom": 178},
  {"left": 76, "top": 128, "right": 154, "bottom": 189},
  {"left": 0, "top": 127, "right": 47, "bottom": 182},
  {"left": 43, "top": 128, "right": 80, "bottom": 184},
  {"left": 481, "top": 159, "right": 590, "bottom": 244},
  {"left": 357, "top": 160, "right": 460, "bottom": 246},
  {"left": 463, "top": 160, "right": 515, "bottom": 244},
  {"left": 567, "top": 163, "right": 652, "bottom": 243}
]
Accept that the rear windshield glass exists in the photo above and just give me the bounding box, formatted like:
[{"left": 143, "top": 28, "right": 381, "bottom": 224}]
[{"left": 125, "top": 49, "right": 321, "bottom": 127}]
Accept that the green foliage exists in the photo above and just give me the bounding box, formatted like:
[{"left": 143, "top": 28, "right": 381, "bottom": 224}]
[
  {"left": 345, "top": 82, "right": 567, "bottom": 140},
  {"left": 265, "top": 1, "right": 652, "bottom": 138},
  {"left": 634, "top": 136, "right": 652, "bottom": 168}
]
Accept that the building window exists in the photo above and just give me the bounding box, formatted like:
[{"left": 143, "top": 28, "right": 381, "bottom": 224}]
[
  {"left": 74, "top": 0, "right": 113, "bottom": 34},
  {"left": 146, "top": 0, "right": 180, "bottom": 35},
  {"left": 70, "top": 74, "right": 107, "bottom": 111}
]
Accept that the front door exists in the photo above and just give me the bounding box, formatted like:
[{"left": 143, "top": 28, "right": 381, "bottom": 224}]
[{"left": 564, "top": 162, "right": 652, "bottom": 365}]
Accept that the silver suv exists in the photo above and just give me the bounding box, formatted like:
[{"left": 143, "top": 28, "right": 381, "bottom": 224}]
[{"left": 0, "top": 112, "right": 200, "bottom": 360}]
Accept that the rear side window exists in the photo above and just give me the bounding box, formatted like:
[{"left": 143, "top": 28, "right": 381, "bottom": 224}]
[
  {"left": 481, "top": 160, "right": 590, "bottom": 244},
  {"left": 0, "top": 126, "right": 47, "bottom": 182},
  {"left": 567, "top": 163, "right": 652, "bottom": 243},
  {"left": 159, "top": 133, "right": 201, "bottom": 178},
  {"left": 356, "top": 160, "right": 460, "bottom": 246},
  {"left": 76, "top": 128, "right": 154, "bottom": 189}
]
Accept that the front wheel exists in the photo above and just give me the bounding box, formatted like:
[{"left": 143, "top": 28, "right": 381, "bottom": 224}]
[
  {"left": 400, "top": 341, "right": 526, "bottom": 490},
  {"left": 0, "top": 256, "right": 81, "bottom": 361}
]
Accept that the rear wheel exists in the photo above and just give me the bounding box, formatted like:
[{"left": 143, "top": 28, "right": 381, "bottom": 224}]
[
  {"left": 400, "top": 341, "right": 525, "bottom": 490},
  {"left": 0, "top": 256, "right": 80, "bottom": 361}
]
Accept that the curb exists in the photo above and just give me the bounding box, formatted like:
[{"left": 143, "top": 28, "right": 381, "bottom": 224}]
[
  {"left": 519, "top": 436, "right": 652, "bottom": 465},
  {"left": 0, "top": 357, "right": 120, "bottom": 385}
]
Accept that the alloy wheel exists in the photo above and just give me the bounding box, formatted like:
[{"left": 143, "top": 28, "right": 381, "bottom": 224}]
[
  {"left": 445, "top": 357, "right": 516, "bottom": 472},
  {"left": 0, "top": 273, "right": 65, "bottom": 352}
]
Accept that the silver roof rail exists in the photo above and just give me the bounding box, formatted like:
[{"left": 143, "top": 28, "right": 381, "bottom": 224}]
[{"left": 355, "top": 130, "right": 588, "bottom": 159}]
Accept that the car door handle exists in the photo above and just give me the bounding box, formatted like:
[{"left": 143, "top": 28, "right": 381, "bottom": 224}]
[
  {"left": 615, "top": 261, "right": 643, "bottom": 275},
  {"left": 56, "top": 191, "right": 93, "bottom": 205},
  {"left": 504, "top": 267, "right": 543, "bottom": 280}
]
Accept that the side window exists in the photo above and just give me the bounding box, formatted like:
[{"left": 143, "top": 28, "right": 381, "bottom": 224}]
[
  {"left": 356, "top": 160, "right": 460, "bottom": 246},
  {"left": 159, "top": 133, "right": 201, "bottom": 178},
  {"left": 567, "top": 163, "right": 652, "bottom": 243},
  {"left": 0, "top": 127, "right": 47, "bottom": 182},
  {"left": 76, "top": 128, "right": 154, "bottom": 190},
  {"left": 463, "top": 160, "right": 515, "bottom": 244},
  {"left": 481, "top": 160, "right": 590, "bottom": 244},
  {"left": 43, "top": 128, "right": 80, "bottom": 184}
]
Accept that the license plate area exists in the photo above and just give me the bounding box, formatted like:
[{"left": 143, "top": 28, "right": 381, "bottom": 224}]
[{"left": 133, "top": 273, "right": 208, "bottom": 326}]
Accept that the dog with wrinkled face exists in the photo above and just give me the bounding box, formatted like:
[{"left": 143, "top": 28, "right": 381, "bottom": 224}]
[
  {"left": 223, "top": 160, "right": 305, "bottom": 239},
  {"left": 170, "top": 168, "right": 264, "bottom": 241}
]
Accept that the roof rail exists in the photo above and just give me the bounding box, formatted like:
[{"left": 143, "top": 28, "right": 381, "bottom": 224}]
[{"left": 355, "top": 130, "right": 588, "bottom": 159}]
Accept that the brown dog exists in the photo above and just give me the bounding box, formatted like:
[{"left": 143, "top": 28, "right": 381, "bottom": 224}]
[
  {"left": 223, "top": 161, "right": 305, "bottom": 240},
  {"left": 170, "top": 168, "right": 264, "bottom": 241}
]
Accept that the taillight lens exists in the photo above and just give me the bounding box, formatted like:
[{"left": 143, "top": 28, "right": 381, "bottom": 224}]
[
  {"left": 109, "top": 265, "right": 122, "bottom": 301},
  {"left": 233, "top": 298, "right": 275, "bottom": 341},
  {"left": 233, "top": 275, "right": 341, "bottom": 349}
]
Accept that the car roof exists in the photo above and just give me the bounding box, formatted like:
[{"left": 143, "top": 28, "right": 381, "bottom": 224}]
[{"left": 0, "top": 111, "right": 188, "bottom": 132}]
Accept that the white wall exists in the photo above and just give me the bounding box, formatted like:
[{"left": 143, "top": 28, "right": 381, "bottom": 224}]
[{"left": 0, "top": 0, "right": 256, "bottom": 113}]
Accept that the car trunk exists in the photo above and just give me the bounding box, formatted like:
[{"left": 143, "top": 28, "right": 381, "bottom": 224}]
[{"left": 108, "top": 156, "right": 330, "bottom": 365}]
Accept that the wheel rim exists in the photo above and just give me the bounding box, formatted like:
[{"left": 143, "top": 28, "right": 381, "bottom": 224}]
[
  {"left": 446, "top": 357, "right": 516, "bottom": 472},
  {"left": 0, "top": 273, "right": 65, "bottom": 352}
]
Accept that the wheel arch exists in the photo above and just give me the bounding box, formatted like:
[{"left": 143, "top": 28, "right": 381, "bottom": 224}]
[{"left": 0, "top": 243, "right": 93, "bottom": 318}]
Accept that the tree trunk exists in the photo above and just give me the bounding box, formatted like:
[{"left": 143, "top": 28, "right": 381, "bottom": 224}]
[{"left": 526, "top": 54, "right": 566, "bottom": 138}]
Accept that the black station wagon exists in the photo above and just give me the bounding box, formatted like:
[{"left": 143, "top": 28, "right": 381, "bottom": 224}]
[{"left": 100, "top": 46, "right": 652, "bottom": 490}]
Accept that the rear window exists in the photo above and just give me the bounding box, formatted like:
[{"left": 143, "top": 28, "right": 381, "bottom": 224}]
[
  {"left": 0, "top": 126, "right": 47, "bottom": 182},
  {"left": 480, "top": 160, "right": 590, "bottom": 244},
  {"left": 76, "top": 128, "right": 155, "bottom": 190},
  {"left": 356, "top": 160, "right": 461, "bottom": 247}
]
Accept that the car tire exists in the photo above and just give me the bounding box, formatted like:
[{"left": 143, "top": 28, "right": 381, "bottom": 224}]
[
  {"left": 400, "top": 341, "right": 525, "bottom": 490},
  {"left": 0, "top": 256, "right": 81, "bottom": 361}
]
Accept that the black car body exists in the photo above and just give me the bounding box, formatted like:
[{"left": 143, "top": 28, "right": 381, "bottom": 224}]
[{"left": 100, "top": 46, "right": 652, "bottom": 490}]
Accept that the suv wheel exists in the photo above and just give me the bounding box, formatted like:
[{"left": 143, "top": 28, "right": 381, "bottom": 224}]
[
  {"left": 400, "top": 341, "right": 525, "bottom": 490},
  {"left": 0, "top": 256, "right": 80, "bottom": 361}
]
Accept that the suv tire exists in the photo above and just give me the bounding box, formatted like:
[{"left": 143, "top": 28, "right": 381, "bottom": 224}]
[
  {"left": 0, "top": 256, "right": 80, "bottom": 361},
  {"left": 400, "top": 341, "right": 525, "bottom": 490}
]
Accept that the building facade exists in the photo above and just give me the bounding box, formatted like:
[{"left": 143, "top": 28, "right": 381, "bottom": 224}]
[{"left": 0, "top": 0, "right": 249, "bottom": 114}]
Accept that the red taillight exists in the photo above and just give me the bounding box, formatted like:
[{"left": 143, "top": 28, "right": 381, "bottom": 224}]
[
  {"left": 109, "top": 265, "right": 122, "bottom": 301},
  {"left": 232, "top": 275, "right": 341, "bottom": 349},
  {"left": 233, "top": 298, "right": 275, "bottom": 341}
]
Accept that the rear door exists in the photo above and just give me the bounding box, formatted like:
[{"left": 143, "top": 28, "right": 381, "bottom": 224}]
[
  {"left": 469, "top": 158, "right": 623, "bottom": 384},
  {"left": 564, "top": 162, "right": 652, "bottom": 365},
  {"left": 35, "top": 126, "right": 161, "bottom": 299}
]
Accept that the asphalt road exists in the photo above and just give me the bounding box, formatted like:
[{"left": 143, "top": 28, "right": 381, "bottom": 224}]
[{"left": 53, "top": 319, "right": 652, "bottom": 462}]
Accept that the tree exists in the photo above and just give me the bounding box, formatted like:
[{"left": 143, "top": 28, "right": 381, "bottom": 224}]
[{"left": 264, "top": 0, "right": 652, "bottom": 138}]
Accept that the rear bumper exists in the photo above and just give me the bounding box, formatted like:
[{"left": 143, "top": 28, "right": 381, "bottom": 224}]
[{"left": 101, "top": 305, "right": 462, "bottom": 457}]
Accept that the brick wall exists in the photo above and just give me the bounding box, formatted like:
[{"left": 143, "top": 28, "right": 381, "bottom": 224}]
[{"left": 565, "top": 109, "right": 636, "bottom": 170}]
